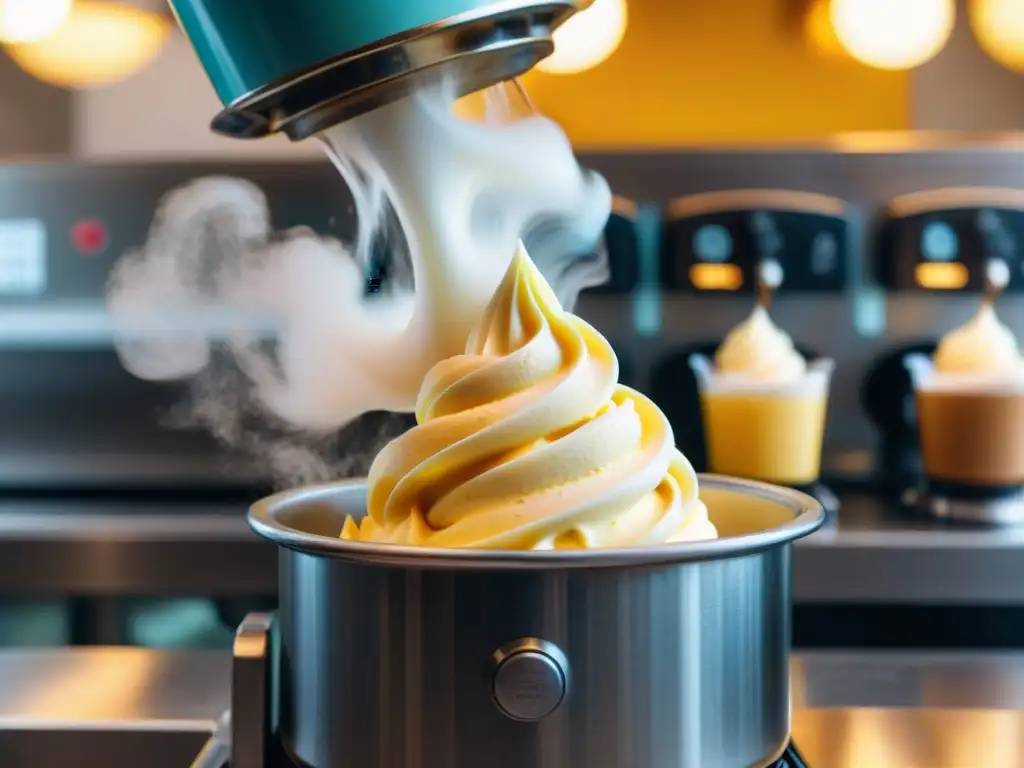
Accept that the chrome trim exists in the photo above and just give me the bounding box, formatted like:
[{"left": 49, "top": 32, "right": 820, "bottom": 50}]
[
  {"left": 211, "top": 0, "right": 584, "bottom": 140},
  {"left": 247, "top": 474, "right": 825, "bottom": 570},
  {"left": 888, "top": 186, "right": 1024, "bottom": 217},
  {"left": 665, "top": 189, "right": 849, "bottom": 221}
]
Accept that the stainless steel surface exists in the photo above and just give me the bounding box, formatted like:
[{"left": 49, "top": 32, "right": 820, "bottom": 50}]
[
  {"left": 0, "top": 501, "right": 276, "bottom": 596},
  {"left": 5, "top": 491, "right": 1024, "bottom": 605},
  {"left": 795, "top": 493, "right": 1024, "bottom": 604},
  {"left": 796, "top": 651, "right": 1024, "bottom": 767},
  {"left": 232, "top": 613, "right": 274, "bottom": 768},
  {"left": 490, "top": 638, "right": 570, "bottom": 722},
  {"left": 261, "top": 477, "right": 820, "bottom": 768},
  {"left": 793, "top": 709, "right": 1024, "bottom": 768},
  {"left": 0, "top": 647, "right": 229, "bottom": 768},
  {"left": 5, "top": 647, "right": 1024, "bottom": 766},
  {"left": 904, "top": 486, "right": 1024, "bottom": 525},
  {"left": 213, "top": 0, "right": 582, "bottom": 140},
  {"left": 250, "top": 475, "right": 824, "bottom": 569}
]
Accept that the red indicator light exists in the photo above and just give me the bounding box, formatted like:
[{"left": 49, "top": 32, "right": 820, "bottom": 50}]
[{"left": 71, "top": 219, "right": 108, "bottom": 255}]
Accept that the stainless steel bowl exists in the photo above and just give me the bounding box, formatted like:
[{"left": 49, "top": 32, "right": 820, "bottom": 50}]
[{"left": 249, "top": 475, "right": 825, "bottom": 768}]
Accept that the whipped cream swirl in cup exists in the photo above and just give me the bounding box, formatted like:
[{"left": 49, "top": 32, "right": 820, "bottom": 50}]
[
  {"left": 933, "top": 304, "right": 1023, "bottom": 378},
  {"left": 712, "top": 306, "right": 808, "bottom": 383},
  {"left": 341, "top": 244, "right": 716, "bottom": 549}
]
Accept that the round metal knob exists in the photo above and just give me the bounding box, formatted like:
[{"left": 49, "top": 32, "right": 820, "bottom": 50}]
[{"left": 490, "top": 639, "right": 570, "bottom": 722}]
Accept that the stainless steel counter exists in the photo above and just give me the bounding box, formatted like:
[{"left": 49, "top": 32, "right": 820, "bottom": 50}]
[
  {"left": 0, "top": 498, "right": 275, "bottom": 595},
  {"left": 0, "top": 647, "right": 229, "bottom": 768},
  {"left": 2, "top": 648, "right": 1024, "bottom": 767},
  {"left": 2, "top": 492, "right": 1024, "bottom": 603},
  {"left": 795, "top": 493, "right": 1024, "bottom": 605}
]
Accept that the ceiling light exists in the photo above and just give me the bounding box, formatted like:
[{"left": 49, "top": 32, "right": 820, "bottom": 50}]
[
  {"left": 3, "top": 0, "right": 171, "bottom": 88},
  {"left": 0, "top": 0, "right": 72, "bottom": 43},
  {"left": 537, "top": 0, "right": 627, "bottom": 75},
  {"left": 828, "top": 0, "right": 956, "bottom": 71}
]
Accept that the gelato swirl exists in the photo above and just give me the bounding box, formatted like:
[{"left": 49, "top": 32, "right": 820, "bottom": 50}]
[
  {"left": 934, "top": 304, "right": 1022, "bottom": 377},
  {"left": 341, "top": 245, "right": 716, "bottom": 549},
  {"left": 715, "top": 306, "right": 806, "bottom": 382}
]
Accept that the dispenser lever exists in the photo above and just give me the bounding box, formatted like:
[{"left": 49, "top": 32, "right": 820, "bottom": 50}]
[
  {"left": 976, "top": 209, "right": 1016, "bottom": 263},
  {"left": 750, "top": 211, "right": 783, "bottom": 261}
]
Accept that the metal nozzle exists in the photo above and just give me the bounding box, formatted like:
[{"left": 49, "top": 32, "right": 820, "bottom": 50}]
[{"left": 209, "top": 1, "right": 584, "bottom": 141}]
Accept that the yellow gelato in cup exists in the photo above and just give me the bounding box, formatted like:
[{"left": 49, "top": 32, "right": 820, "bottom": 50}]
[
  {"left": 691, "top": 306, "right": 833, "bottom": 486},
  {"left": 341, "top": 244, "right": 716, "bottom": 549}
]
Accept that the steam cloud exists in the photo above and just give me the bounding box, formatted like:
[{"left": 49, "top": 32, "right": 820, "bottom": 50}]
[{"left": 106, "top": 82, "right": 611, "bottom": 488}]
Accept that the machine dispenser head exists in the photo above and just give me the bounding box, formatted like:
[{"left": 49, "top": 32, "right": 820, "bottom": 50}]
[
  {"left": 877, "top": 187, "right": 1024, "bottom": 292},
  {"left": 168, "top": 0, "right": 588, "bottom": 140},
  {"left": 661, "top": 190, "right": 850, "bottom": 294}
]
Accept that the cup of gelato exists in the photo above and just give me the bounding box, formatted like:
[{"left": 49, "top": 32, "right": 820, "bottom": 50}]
[
  {"left": 689, "top": 306, "right": 834, "bottom": 487},
  {"left": 905, "top": 294, "right": 1024, "bottom": 491}
]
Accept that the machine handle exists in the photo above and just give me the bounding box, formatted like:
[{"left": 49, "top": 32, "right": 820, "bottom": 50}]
[{"left": 232, "top": 612, "right": 276, "bottom": 768}]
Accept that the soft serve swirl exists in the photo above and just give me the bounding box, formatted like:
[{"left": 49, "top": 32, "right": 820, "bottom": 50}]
[
  {"left": 934, "top": 304, "right": 1023, "bottom": 377},
  {"left": 341, "top": 245, "right": 716, "bottom": 549},
  {"left": 715, "top": 306, "right": 806, "bottom": 382}
]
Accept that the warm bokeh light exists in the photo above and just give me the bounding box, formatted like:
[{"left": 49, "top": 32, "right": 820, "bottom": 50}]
[
  {"left": 537, "top": 0, "right": 627, "bottom": 75},
  {"left": 805, "top": 0, "right": 847, "bottom": 59},
  {"left": 0, "top": 0, "right": 72, "bottom": 43},
  {"left": 829, "top": 0, "right": 956, "bottom": 70},
  {"left": 969, "top": 0, "right": 1024, "bottom": 73},
  {"left": 3, "top": 0, "right": 170, "bottom": 88}
]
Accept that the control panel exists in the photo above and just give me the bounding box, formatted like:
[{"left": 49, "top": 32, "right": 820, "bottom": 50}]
[
  {"left": 876, "top": 188, "right": 1024, "bottom": 292},
  {"left": 660, "top": 190, "right": 849, "bottom": 293}
]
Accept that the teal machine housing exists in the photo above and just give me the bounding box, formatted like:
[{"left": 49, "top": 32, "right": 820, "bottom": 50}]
[{"left": 167, "top": 0, "right": 587, "bottom": 140}]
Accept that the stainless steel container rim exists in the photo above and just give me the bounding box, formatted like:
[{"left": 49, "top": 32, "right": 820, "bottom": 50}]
[{"left": 248, "top": 474, "right": 826, "bottom": 570}]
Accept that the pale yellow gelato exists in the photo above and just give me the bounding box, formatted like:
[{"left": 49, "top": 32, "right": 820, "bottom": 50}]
[
  {"left": 934, "top": 304, "right": 1022, "bottom": 377},
  {"left": 714, "top": 306, "right": 806, "bottom": 383},
  {"left": 341, "top": 244, "right": 716, "bottom": 549}
]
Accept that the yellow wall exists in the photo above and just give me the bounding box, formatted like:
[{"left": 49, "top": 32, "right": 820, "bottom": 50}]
[{"left": 523, "top": 0, "right": 911, "bottom": 148}]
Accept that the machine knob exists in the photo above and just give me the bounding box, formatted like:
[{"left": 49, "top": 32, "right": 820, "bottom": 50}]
[{"left": 490, "top": 638, "right": 570, "bottom": 722}]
